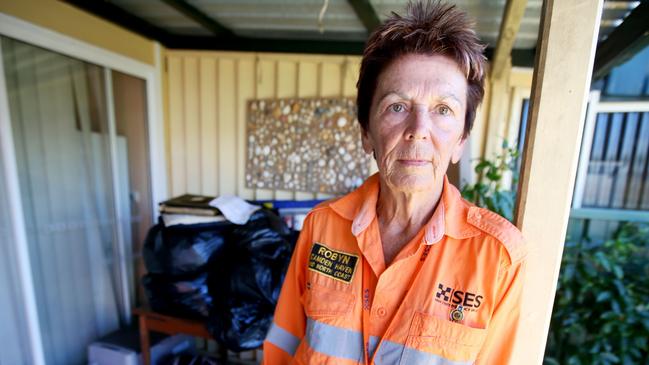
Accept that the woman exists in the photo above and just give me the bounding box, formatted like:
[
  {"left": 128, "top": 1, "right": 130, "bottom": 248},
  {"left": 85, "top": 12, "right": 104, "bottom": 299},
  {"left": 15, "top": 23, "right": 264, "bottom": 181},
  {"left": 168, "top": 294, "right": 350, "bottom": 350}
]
[{"left": 264, "top": 1, "right": 526, "bottom": 364}]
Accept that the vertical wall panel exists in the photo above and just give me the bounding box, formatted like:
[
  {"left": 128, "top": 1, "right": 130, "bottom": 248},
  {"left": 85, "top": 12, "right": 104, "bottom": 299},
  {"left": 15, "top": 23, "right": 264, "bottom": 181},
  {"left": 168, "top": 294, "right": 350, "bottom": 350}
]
[
  {"left": 316, "top": 62, "right": 342, "bottom": 200},
  {"left": 236, "top": 58, "right": 255, "bottom": 200},
  {"left": 275, "top": 61, "right": 297, "bottom": 200},
  {"left": 217, "top": 59, "right": 237, "bottom": 196},
  {"left": 320, "top": 63, "right": 341, "bottom": 97},
  {"left": 199, "top": 58, "right": 218, "bottom": 196},
  {"left": 637, "top": 113, "right": 649, "bottom": 209},
  {"left": 255, "top": 59, "right": 277, "bottom": 200},
  {"left": 625, "top": 113, "right": 647, "bottom": 207},
  {"left": 342, "top": 58, "right": 358, "bottom": 96},
  {"left": 297, "top": 61, "right": 318, "bottom": 98},
  {"left": 296, "top": 61, "right": 319, "bottom": 200},
  {"left": 166, "top": 52, "right": 366, "bottom": 201},
  {"left": 597, "top": 113, "right": 623, "bottom": 206},
  {"left": 584, "top": 114, "right": 607, "bottom": 206},
  {"left": 613, "top": 112, "right": 637, "bottom": 208},
  {"left": 182, "top": 57, "right": 201, "bottom": 194},
  {"left": 168, "top": 57, "right": 185, "bottom": 196}
]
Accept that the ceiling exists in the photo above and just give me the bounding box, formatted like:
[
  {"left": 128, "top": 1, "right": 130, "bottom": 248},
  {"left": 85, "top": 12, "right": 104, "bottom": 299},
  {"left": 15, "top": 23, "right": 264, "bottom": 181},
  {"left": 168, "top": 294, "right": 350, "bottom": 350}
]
[{"left": 65, "top": 0, "right": 645, "bottom": 70}]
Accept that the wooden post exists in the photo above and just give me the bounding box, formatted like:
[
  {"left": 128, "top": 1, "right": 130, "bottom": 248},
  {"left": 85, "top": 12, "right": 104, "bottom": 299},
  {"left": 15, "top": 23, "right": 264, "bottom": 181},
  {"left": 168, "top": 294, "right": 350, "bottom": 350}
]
[
  {"left": 482, "top": 0, "right": 527, "bottom": 162},
  {"left": 491, "top": 0, "right": 528, "bottom": 80},
  {"left": 512, "top": 0, "right": 603, "bottom": 363}
]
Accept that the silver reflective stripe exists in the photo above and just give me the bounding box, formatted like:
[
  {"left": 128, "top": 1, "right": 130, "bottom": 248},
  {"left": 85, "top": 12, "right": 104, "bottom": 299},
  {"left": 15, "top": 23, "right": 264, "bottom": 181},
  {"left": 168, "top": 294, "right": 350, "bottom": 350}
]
[
  {"left": 373, "top": 340, "right": 474, "bottom": 365},
  {"left": 401, "top": 346, "right": 474, "bottom": 365},
  {"left": 368, "top": 336, "right": 380, "bottom": 359},
  {"left": 266, "top": 322, "right": 301, "bottom": 356},
  {"left": 373, "top": 340, "right": 403, "bottom": 364},
  {"left": 305, "top": 318, "right": 364, "bottom": 363}
]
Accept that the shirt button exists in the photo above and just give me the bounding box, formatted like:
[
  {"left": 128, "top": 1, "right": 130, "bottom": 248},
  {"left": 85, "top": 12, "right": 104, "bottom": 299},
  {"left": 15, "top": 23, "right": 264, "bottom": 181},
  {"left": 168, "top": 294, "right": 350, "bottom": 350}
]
[{"left": 376, "top": 307, "right": 387, "bottom": 317}]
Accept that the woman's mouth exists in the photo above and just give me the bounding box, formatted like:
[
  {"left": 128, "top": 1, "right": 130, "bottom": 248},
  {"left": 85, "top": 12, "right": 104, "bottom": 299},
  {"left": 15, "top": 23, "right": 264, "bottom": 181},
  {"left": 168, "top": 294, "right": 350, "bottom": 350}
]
[{"left": 397, "top": 159, "right": 431, "bottom": 166}]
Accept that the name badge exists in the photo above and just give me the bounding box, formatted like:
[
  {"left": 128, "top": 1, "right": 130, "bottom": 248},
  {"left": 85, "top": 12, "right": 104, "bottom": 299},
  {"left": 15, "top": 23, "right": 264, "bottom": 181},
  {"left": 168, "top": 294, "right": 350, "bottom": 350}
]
[{"left": 308, "top": 242, "right": 359, "bottom": 284}]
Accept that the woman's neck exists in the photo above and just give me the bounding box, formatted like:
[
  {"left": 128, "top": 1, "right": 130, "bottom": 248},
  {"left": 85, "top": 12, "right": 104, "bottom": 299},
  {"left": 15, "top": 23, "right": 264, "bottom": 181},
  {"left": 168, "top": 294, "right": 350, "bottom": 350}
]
[
  {"left": 376, "top": 178, "right": 443, "bottom": 231},
  {"left": 375, "top": 177, "right": 444, "bottom": 265}
]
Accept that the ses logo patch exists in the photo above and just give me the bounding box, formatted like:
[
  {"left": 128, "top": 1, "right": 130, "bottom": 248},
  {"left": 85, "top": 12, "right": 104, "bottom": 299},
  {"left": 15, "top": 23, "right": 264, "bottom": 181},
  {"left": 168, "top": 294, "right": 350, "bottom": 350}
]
[{"left": 435, "top": 283, "right": 484, "bottom": 312}]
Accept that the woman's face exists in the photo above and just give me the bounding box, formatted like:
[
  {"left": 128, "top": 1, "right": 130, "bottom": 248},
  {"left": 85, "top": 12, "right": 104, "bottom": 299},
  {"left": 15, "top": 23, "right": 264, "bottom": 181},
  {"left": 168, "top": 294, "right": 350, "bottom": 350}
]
[{"left": 362, "top": 53, "right": 468, "bottom": 194}]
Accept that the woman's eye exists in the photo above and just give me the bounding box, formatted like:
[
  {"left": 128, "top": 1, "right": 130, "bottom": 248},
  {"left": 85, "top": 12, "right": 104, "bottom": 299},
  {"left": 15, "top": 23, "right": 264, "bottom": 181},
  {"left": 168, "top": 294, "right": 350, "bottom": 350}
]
[
  {"left": 389, "top": 104, "right": 405, "bottom": 113},
  {"left": 438, "top": 105, "right": 451, "bottom": 115}
]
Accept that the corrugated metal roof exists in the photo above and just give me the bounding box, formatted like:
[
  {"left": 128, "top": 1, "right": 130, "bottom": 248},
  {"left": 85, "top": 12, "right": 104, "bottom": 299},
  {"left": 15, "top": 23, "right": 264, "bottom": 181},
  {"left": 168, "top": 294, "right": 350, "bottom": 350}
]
[
  {"left": 102, "top": 0, "right": 642, "bottom": 50},
  {"left": 108, "top": 0, "right": 210, "bottom": 36},
  {"left": 372, "top": 0, "right": 541, "bottom": 48}
]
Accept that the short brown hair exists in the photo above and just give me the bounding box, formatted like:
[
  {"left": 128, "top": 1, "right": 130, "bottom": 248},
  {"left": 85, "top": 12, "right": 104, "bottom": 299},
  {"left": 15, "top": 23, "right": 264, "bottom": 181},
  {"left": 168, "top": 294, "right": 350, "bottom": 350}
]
[{"left": 356, "top": 0, "right": 486, "bottom": 138}]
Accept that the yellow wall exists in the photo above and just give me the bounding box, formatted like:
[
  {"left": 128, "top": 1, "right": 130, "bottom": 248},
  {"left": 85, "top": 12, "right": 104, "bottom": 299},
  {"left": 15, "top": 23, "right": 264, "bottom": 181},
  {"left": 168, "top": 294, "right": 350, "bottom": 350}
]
[
  {"left": 0, "top": 0, "right": 156, "bottom": 65},
  {"left": 469, "top": 66, "right": 534, "bottom": 185},
  {"left": 166, "top": 50, "right": 363, "bottom": 201},
  {"left": 478, "top": 66, "right": 534, "bottom": 160},
  {"left": 0, "top": 0, "right": 534, "bottom": 197},
  {"left": 166, "top": 50, "right": 534, "bottom": 200}
]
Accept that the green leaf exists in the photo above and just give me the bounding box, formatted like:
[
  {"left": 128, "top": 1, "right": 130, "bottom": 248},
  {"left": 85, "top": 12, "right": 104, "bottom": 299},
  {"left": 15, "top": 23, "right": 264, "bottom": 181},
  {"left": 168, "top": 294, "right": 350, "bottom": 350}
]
[
  {"left": 544, "top": 358, "right": 560, "bottom": 365},
  {"left": 613, "top": 280, "right": 627, "bottom": 296},
  {"left": 600, "top": 353, "right": 620, "bottom": 363},
  {"left": 486, "top": 169, "right": 501, "bottom": 182},
  {"left": 595, "top": 251, "right": 612, "bottom": 271},
  {"left": 474, "top": 160, "right": 490, "bottom": 173},
  {"left": 612, "top": 265, "right": 624, "bottom": 279},
  {"left": 596, "top": 291, "right": 612, "bottom": 302},
  {"left": 611, "top": 300, "right": 622, "bottom": 314}
]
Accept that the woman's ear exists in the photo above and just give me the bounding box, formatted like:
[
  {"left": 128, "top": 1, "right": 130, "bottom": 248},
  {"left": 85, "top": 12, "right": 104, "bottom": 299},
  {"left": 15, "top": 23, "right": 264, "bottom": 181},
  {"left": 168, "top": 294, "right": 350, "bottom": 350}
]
[
  {"left": 361, "top": 127, "right": 374, "bottom": 155},
  {"left": 450, "top": 137, "right": 467, "bottom": 164}
]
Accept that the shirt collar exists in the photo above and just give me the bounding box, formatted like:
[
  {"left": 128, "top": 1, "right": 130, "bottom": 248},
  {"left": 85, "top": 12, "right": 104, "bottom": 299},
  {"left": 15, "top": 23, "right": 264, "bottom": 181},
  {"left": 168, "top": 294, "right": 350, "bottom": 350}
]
[{"left": 330, "top": 173, "right": 480, "bottom": 243}]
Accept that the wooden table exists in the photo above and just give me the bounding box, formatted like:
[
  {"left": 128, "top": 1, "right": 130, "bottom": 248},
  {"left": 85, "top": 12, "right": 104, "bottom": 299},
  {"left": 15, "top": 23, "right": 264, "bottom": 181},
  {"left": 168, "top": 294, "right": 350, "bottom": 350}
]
[{"left": 133, "top": 307, "right": 213, "bottom": 365}]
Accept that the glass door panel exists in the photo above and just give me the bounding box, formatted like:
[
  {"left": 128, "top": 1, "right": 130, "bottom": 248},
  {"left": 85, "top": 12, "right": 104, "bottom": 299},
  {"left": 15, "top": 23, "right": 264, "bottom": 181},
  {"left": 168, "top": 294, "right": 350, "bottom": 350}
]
[
  {"left": 1, "top": 35, "right": 153, "bottom": 365},
  {"left": 0, "top": 136, "right": 32, "bottom": 365}
]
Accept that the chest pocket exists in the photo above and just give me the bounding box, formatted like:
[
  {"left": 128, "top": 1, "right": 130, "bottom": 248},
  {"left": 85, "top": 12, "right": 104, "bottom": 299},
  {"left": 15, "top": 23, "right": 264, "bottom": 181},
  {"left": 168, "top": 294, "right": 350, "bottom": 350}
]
[
  {"left": 302, "top": 279, "right": 355, "bottom": 318},
  {"left": 399, "top": 312, "right": 487, "bottom": 364},
  {"left": 296, "top": 280, "right": 360, "bottom": 364}
]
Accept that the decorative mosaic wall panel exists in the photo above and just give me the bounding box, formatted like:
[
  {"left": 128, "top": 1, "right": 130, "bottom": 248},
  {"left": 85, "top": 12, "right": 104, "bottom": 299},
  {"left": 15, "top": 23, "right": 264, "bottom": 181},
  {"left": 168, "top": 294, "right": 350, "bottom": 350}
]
[{"left": 246, "top": 98, "right": 372, "bottom": 194}]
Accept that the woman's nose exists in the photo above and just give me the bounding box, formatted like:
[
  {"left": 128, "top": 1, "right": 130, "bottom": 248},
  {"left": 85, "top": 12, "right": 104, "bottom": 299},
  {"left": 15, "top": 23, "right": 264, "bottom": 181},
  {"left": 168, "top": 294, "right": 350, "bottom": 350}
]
[{"left": 405, "top": 107, "right": 430, "bottom": 141}]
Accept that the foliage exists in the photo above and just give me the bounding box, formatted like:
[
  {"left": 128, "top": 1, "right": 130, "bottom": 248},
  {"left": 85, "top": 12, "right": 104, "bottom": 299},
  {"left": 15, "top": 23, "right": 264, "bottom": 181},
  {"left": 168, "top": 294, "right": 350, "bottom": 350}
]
[
  {"left": 544, "top": 223, "right": 649, "bottom": 365},
  {"left": 461, "top": 141, "right": 649, "bottom": 364},
  {"left": 461, "top": 140, "right": 520, "bottom": 221}
]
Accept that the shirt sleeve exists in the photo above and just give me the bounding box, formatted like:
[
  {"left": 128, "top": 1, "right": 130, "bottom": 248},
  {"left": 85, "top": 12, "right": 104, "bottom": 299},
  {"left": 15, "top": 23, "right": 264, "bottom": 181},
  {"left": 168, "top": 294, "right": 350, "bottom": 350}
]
[
  {"left": 475, "top": 254, "right": 526, "bottom": 364},
  {"left": 262, "top": 214, "right": 313, "bottom": 364}
]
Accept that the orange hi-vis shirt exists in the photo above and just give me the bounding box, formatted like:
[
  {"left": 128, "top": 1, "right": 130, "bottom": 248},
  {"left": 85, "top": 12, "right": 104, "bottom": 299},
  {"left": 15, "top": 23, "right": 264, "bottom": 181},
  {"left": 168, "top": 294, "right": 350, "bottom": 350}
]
[{"left": 263, "top": 174, "right": 527, "bottom": 364}]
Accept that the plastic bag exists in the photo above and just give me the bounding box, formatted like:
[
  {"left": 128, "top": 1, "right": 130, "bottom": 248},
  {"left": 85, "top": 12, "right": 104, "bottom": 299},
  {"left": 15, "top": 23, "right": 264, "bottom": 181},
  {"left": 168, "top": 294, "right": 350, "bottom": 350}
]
[
  {"left": 159, "top": 353, "right": 223, "bottom": 365},
  {"left": 143, "top": 220, "right": 230, "bottom": 277},
  {"left": 142, "top": 273, "right": 212, "bottom": 319},
  {"left": 142, "top": 207, "right": 296, "bottom": 350},
  {"left": 208, "top": 301, "right": 273, "bottom": 352},
  {"left": 207, "top": 209, "right": 296, "bottom": 351},
  {"left": 229, "top": 222, "right": 293, "bottom": 304}
]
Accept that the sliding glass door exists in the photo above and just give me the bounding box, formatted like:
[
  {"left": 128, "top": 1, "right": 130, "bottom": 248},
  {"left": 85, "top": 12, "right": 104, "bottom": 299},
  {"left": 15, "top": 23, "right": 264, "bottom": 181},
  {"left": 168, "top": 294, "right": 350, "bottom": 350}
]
[
  {"left": 0, "top": 137, "right": 33, "bottom": 365},
  {"left": 1, "top": 36, "right": 153, "bottom": 365}
]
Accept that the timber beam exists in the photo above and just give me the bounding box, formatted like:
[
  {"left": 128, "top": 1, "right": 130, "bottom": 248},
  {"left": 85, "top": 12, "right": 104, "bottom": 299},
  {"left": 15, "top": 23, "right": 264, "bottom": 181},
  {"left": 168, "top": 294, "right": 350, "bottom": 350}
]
[
  {"left": 593, "top": 1, "right": 649, "bottom": 80},
  {"left": 491, "top": 0, "right": 529, "bottom": 80}
]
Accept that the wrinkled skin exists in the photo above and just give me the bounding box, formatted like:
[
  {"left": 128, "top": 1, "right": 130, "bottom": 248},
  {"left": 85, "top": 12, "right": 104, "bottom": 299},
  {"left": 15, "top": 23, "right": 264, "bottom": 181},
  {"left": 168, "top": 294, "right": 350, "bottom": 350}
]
[
  {"left": 362, "top": 53, "right": 468, "bottom": 196},
  {"left": 362, "top": 53, "right": 470, "bottom": 264}
]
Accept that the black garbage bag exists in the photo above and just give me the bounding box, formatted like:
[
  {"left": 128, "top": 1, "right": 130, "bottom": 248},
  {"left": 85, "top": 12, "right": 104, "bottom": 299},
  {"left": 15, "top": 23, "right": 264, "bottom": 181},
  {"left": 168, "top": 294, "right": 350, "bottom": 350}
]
[
  {"left": 143, "top": 219, "right": 230, "bottom": 277},
  {"left": 230, "top": 222, "right": 293, "bottom": 304},
  {"left": 159, "top": 353, "right": 223, "bottom": 365},
  {"left": 142, "top": 273, "right": 212, "bottom": 319},
  {"left": 207, "top": 208, "right": 297, "bottom": 351},
  {"left": 209, "top": 300, "right": 273, "bottom": 352}
]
